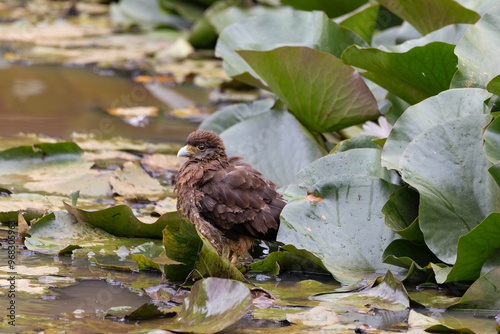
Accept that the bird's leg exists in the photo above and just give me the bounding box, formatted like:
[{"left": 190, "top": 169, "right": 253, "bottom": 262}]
[{"left": 230, "top": 253, "right": 239, "bottom": 266}]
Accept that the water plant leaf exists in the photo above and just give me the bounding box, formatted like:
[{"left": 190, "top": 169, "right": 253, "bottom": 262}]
[
  {"left": 286, "top": 305, "right": 340, "bottom": 327},
  {"left": 342, "top": 42, "right": 458, "bottom": 105},
  {"left": 162, "top": 217, "right": 246, "bottom": 282},
  {"left": 382, "top": 88, "right": 491, "bottom": 171},
  {"left": 453, "top": 266, "right": 500, "bottom": 309},
  {"left": 282, "top": 0, "right": 368, "bottom": 18},
  {"left": 220, "top": 107, "right": 326, "bottom": 187},
  {"left": 169, "top": 278, "right": 252, "bottom": 334},
  {"left": 199, "top": 99, "right": 274, "bottom": 134},
  {"left": 238, "top": 46, "right": 379, "bottom": 133},
  {"left": 314, "top": 271, "right": 409, "bottom": 312},
  {"left": 436, "top": 213, "right": 500, "bottom": 283},
  {"left": 64, "top": 203, "right": 181, "bottom": 239},
  {"left": 382, "top": 186, "right": 423, "bottom": 243},
  {"left": 400, "top": 115, "right": 498, "bottom": 264},
  {"left": 216, "top": 8, "right": 366, "bottom": 86},
  {"left": 338, "top": 4, "right": 379, "bottom": 43},
  {"left": 297, "top": 148, "right": 397, "bottom": 186},
  {"left": 483, "top": 115, "right": 500, "bottom": 163},
  {"left": 279, "top": 174, "right": 400, "bottom": 284},
  {"left": 248, "top": 250, "right": 328, "bottom": 275},
  {"left": 451, "top": 3, "right": 500, "bottom": 89},
  {"left": 377, "top": 0, "right": 480, "bottom": 35}
]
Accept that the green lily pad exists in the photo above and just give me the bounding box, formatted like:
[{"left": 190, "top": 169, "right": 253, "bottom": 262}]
[
  {"left": 215, "top": 8, "right": 366, "bottom": 86},
  {"left": 451, "top": 3, "right": 500, "bottom": 89},
  {"left": 487, "top": 74, "right": 500, "bottom": 96},
  {"left": 483, "top": 115, "right": 500, "bottom": 163},
  {"left": 279, "top": 174, "right": 400, "bottom": 284},
  {"left": 408, "top": 289, "right": 461, "bottom": 309},
  {"left": 169, "top": 278, "right": 252, "bottom": 334},
  {"left": 400, "top": 115, "right": 498, "bottom": 264},
  {"left": 248, "top": 249, "right": 328, "bottom": 275},
  {"left": 377, "top": 0, "right": 480, "bottom": 35},
  {"left": 282, "top": 0, "right": 368, "bottom": 18},
  {"left": 220, "top": 106, "right": 326, "bottom": 187},
  {"left": 314, "top": 271, "right": 409, "bottom": 312},
  {"left": 453, "top": 266, "right": 500, "bottom": 309},
  {"left": 0, "top": 142, "right": 82, "bottom": 160},
  {"left": 330, "top": 135, "right": 381, "bottom": 153},
  {"left": 338, "top": 4, "right": 379, "bottom": 43},
  {"left": 64, "top": 202, "right": 181, "bottom": 239},
  {"left": 436, "top": 213, "right": 500, "bottom": 283},
  {"left": 297, "top": 148, "right": 398, "bottom": 186},
  {"left": 382, "top": 88, "right": 491, "bottom": 171},
  {"left": 342, "top": 42, "right": 458, "bottom": 105},
  {"left": 382, "top": 186, "right": 423, "bottom": 243},
  {"left": 199, "top": 99, "right": 274, "bottom": 134},
  {"left": 238, "top": 46, "right": 379, "bottom": 133},
  {"left": 162, "top": 217, "right": 246, "bottom": 282}
]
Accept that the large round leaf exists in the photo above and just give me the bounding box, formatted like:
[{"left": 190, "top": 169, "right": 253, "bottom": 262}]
[
  {"left": 237, "top": 47, "right": 379, "bottom": 133},
  {"left": 215, "top": 8, "right": 366, "bottom": 86},
  {"left": 220, "top": 108, "right": 326, "bottom": 187},
  {"left": 297, "top": 148, "right": 397, "bottom": 185},
  {"left": 451, "top": 3, "right": 500, "bottom": 89},
  {"left": 382, "top": 88, "right": 491, "bottom": 171},
  {"left": 279, "top": 175, "right": 400, "bottom": 284},
  {"left": 400, "top": 115, "right": 499, "bottom": 264},
  {"left": 377, "top": 0, "right": 480, "bottom": 35},
  {"left": 283, "top": 0, "right": 368, "bottom": 18},
  {"left": 342, "top": 42, "right": 458, "bottom": 105}
]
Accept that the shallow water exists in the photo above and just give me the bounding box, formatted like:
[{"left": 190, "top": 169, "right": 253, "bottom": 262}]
[{"left": 0, "top": 61, "right": 202, "bottom": 143}]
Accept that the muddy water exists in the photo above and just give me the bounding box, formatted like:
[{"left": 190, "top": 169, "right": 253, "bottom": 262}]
[{"left": 0, "top": 61, "right": 203, "bottom": 143}]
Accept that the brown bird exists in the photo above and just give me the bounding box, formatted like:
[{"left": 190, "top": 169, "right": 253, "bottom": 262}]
[{"left": 175, "top": 129, "right": 285, "bottom": 264}]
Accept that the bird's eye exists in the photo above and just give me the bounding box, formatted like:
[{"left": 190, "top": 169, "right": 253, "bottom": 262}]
[{"left": 198, "top": 145, "right": 206, "bottom": 151}]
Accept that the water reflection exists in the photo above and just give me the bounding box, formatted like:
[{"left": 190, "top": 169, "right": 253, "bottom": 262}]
[{"left": 0, "top": 64, "right": 203, "bottom": 142}]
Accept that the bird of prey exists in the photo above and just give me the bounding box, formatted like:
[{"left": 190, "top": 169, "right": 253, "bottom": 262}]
[{"left": 175, "top": 129, "right": 285, "bottom": 264}]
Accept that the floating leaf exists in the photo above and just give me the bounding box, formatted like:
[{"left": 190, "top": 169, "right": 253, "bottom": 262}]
[
  {"left": 162, "top": 217, "right": 246, "bottom": 281},
  {"left": 382, "top": 88, "right": 491, "bottom": 170},
  {"left": 451, "top": 3, "right": 500, "bottom": 89},
  {"left": 400, "top": 115, "right": 498, "bottom": 264},
  {"left": 314, "top": 271, "right": 409, "bottom": 312},
  {"left": 109, "top": 161, "right": 168, "bottom": 200},
  {"left": 342, "top": 42, "right": 458, "bottom": 105},
  {"left": 453, "top": 266, "right": 500, "bottom": 309},
  {"left": 338, "top": 4, "right": 379, "bottom": 43},
  {"left": 377, "top": 0, "right": 480, "bottom": 35},
  {"left": 64, "top": 203, "right": 181, "bottom": 239},
  {"left": 171, "top": 278, "right": 251, "bottom": 333},
  {"left": 286, "top": 305, "right": 340, "bottom": 327},
  {"left": 238, "top": 46, "right": 379, "bottom": 133},
  {"left": 249, "top": 250, "right": 328, "bottom": 275}
]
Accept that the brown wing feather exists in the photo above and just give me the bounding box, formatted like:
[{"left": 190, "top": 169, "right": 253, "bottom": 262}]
[{"left": 198, "top": 158, "right": 285, "bottom": 241}]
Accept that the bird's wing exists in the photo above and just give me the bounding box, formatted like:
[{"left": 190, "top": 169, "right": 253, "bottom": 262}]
[{"left": 197, "top": 158, "right": 284, "bottom": 240}]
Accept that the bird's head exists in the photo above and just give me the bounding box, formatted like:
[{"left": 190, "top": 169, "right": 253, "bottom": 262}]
[{"left": 177, "top": 129, "right": 227, "bottom": 161}]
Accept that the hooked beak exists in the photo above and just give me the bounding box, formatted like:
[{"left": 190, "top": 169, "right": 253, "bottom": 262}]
[{"left": 177, "top": 145, "right": 194, "bottom": 157}]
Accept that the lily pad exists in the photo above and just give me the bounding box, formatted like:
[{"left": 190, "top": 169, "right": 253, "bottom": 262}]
[
  {"left": 314, "top": 271, "right": 409, "bottom": 312},
  {"left": 220, "top": 106, "right": 326, "bottom": 187},
  {"left": 282, "top": 0, "right": 368, "bottom": 18},
  {"left": 338, "top": 4, "right": 380, "bottom": 43},
  {"left": 170, "top": 278, "right": 252, "bottom": 334},
  {"left": 400, "top": 115, "right": 498, "bottom": 264},
  {"left": 199, "top": 99, "right": 274, "bottom": 134},
  {"left": 377, "top": 0, "right": 480, "bottom": 35},
  {"left": 238, "top": 46, "right": 379, "bottom": 133},
  {"left": 215, "top": 8, "right": 366, "bottom": 86},
  {"left": 435, "top": 213, "right": 500, "bottom": 283},
  {"left": 342, "top": 42, "right": 458, "bottom": 105},
  {"left": 279, "top": 174, "right": 400, "bottom": 284},
  {"left": 453, "top": 266, "right": 500, "bottom": 309},
  {"left": 451, "top": 3, "right": 500, "bottom": 89},
  {"left": 64, "top": 203, "right": 181, "bottom": 239},
  {"left": 382, "top": 88, "right": 491, "bottom": 171},
  {"left": 109, "top": 161, "right": 168, "bottom": 200},
  {"left": 162, "top": 217, "right": 246, "bottom": 282}
]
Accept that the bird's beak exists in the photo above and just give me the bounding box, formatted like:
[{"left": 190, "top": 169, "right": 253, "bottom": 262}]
[{"left": 177, "top": 145, "right": 194, "bottom": 157}]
